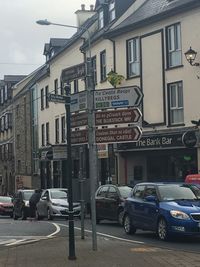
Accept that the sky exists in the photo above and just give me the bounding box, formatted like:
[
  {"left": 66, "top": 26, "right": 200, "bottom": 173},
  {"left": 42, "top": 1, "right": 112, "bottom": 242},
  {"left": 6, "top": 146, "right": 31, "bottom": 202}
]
[{"left": 0, "top": 0, "right": 95, "bottom": 79}]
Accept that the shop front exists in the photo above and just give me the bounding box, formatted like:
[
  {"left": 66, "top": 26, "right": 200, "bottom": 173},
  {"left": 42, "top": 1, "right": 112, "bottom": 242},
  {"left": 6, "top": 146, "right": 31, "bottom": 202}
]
[{"left": 117, "top": 130, "right": 199, "bottom": 186}]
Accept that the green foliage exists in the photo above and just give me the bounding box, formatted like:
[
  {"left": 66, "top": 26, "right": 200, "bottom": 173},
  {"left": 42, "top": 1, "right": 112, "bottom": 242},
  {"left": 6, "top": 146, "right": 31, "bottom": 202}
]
[{"left": 107, "top": 70, "right": 125, "bottom": 88}]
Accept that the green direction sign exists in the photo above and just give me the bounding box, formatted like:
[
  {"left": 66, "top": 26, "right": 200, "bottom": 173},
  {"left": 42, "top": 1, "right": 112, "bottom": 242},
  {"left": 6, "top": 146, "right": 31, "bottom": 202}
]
[{"left": 48, "top": 94, "right": 70, "bottom": 104}]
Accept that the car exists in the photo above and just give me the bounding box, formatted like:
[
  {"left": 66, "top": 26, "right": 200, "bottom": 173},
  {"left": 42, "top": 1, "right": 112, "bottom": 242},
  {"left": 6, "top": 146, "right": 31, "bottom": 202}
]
[
  {"left": 36, "top": 188, "right": 81, "bottom": 220},
  {"left": 123, "top": 182, "right": 200, "bottom": 241},
  {"left": 185, "top": 174, "right": 200, "bottom": 188},
  {"left": 0, "top": 196, "right": 13, "bottom": 217},
  {"left": 12, "top": 189, "right": 35, "bottom": 220},
  {"left": 95, "top": 184, "right": 132, "bottom": 225}
]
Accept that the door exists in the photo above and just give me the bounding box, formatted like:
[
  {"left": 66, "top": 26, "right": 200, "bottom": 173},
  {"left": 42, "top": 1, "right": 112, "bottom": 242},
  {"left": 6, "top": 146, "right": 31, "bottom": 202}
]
[
  {"left": 142, "top": 185, "right": 159, "bottom": 230},
  {"left": 105, "top": 186, "right": 119, "bottom": 220},
  {"left": 95, "top": 186, "right": 109, "bottom": 219},
  {"left": 37, "top": 190, "right": 49, "bottom": 217}
]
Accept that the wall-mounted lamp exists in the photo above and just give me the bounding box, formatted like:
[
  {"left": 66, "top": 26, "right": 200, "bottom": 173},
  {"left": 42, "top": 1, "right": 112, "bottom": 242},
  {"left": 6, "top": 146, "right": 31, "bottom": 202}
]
[{"left": 184, "top": 46, "right": 200, "bottom": 66}]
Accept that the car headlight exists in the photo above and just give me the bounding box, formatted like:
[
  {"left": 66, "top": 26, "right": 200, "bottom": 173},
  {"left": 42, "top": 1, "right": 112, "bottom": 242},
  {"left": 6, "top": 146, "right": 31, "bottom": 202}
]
[{"left": 170, "top": 210, "right": 190, "bottom": 220}]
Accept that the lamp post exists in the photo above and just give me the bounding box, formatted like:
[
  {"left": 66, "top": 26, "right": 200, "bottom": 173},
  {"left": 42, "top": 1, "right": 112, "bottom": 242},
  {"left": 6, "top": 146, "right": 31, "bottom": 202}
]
[
  {"left": 36, "top": 19, "right": 98, "bottom": 251},
  {"left": 184, "top": 46, "right": 200, "bottom": 66}
]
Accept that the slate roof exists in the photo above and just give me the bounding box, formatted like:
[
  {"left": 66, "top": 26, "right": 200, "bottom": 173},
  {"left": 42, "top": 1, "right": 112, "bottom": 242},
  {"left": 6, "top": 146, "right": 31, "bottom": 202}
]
[
  {"left": 4, "top": 75, "right": 27, "bottom": 83},
  {"left": 106, "top": 0, "right": 200, "bottom": 37}
]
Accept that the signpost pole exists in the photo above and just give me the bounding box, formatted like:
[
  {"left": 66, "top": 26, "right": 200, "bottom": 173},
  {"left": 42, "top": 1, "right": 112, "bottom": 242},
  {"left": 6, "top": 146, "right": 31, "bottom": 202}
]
[{"left": 65, "top": 87, "right": 76, "bottom": 260}]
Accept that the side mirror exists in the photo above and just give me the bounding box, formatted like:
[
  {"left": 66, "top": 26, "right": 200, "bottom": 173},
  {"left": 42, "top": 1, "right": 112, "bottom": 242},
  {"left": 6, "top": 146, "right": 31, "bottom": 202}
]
[
  {"left": 41, "top": 196, "right": 47, "bottom": 200},
  {"left": 145, "top": 195, "right": 157, "bottom": 202}
]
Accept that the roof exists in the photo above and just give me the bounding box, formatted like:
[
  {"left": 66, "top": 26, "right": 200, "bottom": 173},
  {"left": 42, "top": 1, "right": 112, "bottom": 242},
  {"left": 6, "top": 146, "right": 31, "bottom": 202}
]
[
  {"left": 3, "top": 75, "right": 27, "bottom": 83},
  {"left": 106, "top": 0, "right": 200, "bottom": 37},
  {"left": 49, "top": 38, "right": 69, "bottom": 47}
]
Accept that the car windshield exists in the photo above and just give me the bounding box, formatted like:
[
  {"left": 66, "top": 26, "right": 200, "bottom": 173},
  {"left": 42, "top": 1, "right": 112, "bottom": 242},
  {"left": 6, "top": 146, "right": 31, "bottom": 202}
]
[
  {"left": 23, "top": 191, "right": 34, "bottom": 200},
  {"left": 118, "top": 186, "right": 132, "bottom": 198},
  {"left": 0, "top": 197, "right": 12, "bottom": 203},
  {"left": 50, "top": 190, "right": 68, "bottom": 199},
  {"left": 158, "top": 184, "right": 200, "bottom": 201}
]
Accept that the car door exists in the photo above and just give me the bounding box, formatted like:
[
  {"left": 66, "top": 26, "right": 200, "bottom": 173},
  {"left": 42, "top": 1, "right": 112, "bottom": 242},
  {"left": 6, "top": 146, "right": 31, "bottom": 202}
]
[
  {"left": 96, "top": 186, "right": 109, "bottom": 219},
  {"left": 142, "top": 185, "right": 159, "bottom": 230},
  {"left": 128, "top": 185, "right": 146, "bottom": 228},
  {"left": 105, "top": 186, "right": 119, "bottom": 220}
]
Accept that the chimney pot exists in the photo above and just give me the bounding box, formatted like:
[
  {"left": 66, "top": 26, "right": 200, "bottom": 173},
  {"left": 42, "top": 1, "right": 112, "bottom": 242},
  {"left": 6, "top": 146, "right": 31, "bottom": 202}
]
[
  {"left": 90, "top": 4, "right": 94, "bottom": 11},
  {"left": 81, "top": 4, "right": 85, "bottom": 10}
]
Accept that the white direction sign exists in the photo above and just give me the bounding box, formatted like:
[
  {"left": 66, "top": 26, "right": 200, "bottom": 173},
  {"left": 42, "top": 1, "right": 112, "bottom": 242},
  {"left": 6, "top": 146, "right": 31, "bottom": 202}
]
[
  {"left": 70, "top": 91, "right": 87, "bottom": 113},
  {"left": 94, "top": 86, "right": 143, "bottom": 110}
]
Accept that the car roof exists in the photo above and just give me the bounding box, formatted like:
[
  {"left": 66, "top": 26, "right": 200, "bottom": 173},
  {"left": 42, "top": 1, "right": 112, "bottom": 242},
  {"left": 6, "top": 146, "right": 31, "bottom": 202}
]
[
  {"left": 46, "top": 188, "right": 68, "bottom": 191},
  {"left": 134, "top": 182, "right": 184, "bottom": 186}
]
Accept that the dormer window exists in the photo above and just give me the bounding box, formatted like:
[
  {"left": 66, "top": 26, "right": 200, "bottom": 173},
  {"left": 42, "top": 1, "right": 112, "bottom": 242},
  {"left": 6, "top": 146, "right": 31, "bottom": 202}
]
[
  {"left": 99, "top": 9, "right": 104, "bottom": 29},
  {"left": 109, "top": 0, "right": 115, "bottom": 22}
]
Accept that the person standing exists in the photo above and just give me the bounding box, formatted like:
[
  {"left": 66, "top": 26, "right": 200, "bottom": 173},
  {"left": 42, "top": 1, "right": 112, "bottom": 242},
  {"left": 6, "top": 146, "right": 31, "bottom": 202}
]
[{"left": 29, "top": 189, "right": 42, "bottom": 219}]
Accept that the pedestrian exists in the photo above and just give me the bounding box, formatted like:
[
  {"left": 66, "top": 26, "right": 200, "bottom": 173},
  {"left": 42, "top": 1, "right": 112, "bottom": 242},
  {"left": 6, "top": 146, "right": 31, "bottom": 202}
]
[{"left": 29, "top": 189, "right": 42, "bottom": 219}]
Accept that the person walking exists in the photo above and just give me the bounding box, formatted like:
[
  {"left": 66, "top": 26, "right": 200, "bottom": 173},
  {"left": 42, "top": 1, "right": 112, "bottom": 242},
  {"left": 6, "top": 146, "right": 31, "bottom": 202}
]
[{"left": 29, "top": 189, "right": 42, "bottom": 219}]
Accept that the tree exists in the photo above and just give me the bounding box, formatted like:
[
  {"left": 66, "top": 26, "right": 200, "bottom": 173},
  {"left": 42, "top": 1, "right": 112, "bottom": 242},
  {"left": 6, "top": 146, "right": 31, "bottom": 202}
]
[{"left": 107, "top": 70, "right": 124, "bottom": 88}]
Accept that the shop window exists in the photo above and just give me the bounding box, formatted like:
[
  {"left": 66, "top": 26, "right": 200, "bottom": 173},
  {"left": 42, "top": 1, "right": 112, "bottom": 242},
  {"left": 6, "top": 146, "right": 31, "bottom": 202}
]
[
  {"left": 127, "top": 38, "right": 140, "bottom": 78},
  {"left": 168, "top": 81, "right": 184, "bottom": 125},
  {"left": 166, "top": 23, "right": 182, "bottom": 68},
  {"left": 134, "top": 165, "right": 143, "bottom": 181}
]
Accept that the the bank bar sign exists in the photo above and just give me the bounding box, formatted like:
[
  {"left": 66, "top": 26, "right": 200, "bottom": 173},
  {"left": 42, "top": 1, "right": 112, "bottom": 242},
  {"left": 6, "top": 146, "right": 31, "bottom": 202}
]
[{"left": 117, "top": 132, "right": 198, "bottom": 151}]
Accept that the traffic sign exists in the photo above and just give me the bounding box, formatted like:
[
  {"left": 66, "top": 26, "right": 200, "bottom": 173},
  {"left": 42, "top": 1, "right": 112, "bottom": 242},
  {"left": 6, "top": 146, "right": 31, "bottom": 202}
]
[
  {"left": 71, "top": 130, "right": 88, "bottom": 145},
  {"left": 94, "top": 86, "right": 143, "bottom": 110},
  {"left": 48, "top": 94, "right": 70, "bottom": 104},
  {"left": 70, "top": 91, "right": 87, "bottom": 113},
  {"left": 95, "top": 126, "right": 142, "bottom": 144},
  {"left": 95, "top": 108, "right": 142, "bottom": 126},
  {"left": 71, "top": 112, "right": 88, "bottom": 128}
]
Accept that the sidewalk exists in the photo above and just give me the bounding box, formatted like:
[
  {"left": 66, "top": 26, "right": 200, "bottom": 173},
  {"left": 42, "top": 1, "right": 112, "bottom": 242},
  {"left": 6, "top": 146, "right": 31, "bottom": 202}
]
[{"left": 0, "top": 234, "right": 199, "bottom": 267}]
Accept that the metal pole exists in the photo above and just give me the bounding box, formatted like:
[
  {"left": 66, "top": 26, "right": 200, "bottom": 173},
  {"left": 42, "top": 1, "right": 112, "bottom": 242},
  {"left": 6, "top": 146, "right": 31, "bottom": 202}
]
[
  {"left": 79, "top": 147, "right": 85, "bottom": 239},
  {"left": 65, "top": 93, "right": 76, "bottom": 260},
  {"left": 86, "top": 30, "right": 98, "bottom": 251}
]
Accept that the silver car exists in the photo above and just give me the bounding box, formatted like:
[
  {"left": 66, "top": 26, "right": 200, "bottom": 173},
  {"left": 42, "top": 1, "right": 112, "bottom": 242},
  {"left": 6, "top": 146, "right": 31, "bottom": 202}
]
[{"left": 36, "top": 188, "right": 81, "bottom": 220}]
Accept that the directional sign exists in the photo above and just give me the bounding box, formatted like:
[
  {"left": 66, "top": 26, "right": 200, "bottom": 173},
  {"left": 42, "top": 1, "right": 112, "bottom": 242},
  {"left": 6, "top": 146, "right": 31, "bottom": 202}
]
[
  {"left": 95, "top": 108, "right": 142, "bottom": 126},
  {"left": 48, "top": 94, "right": 70, "bottom": 104},
  {"left": 71, "top": 130, "right": 88, "bottom": 145},
  {"left": 70, "top": 91, "right": 87, "bottom": 113},
  {"left": 71, "top": 112, "right": 88, "bottom": 128},
  {"left": 95, "top": 126, "right": 142, "bottom": 144},
  {"left": 94, "top": 86, "right": 143, "bottom": 110}
]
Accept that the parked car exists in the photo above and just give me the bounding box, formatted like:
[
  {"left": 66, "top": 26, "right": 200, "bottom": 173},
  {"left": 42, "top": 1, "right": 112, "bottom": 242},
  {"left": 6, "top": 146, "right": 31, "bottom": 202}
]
[
  {"left": 0, "top": 196, "right": 13, "bottom": 217},
  {"left": 12, "top": 189, "right": 35, "bottom": 220},
  {"left": 36, "top": 188, "right": 81, "bottom": 220},
  {"left": 95, "top": 184, "right": 132, "bottom": 225},
  {"left": 185, "top": 174, "right": 200, "bottom": 188},
  {"left": 123, "top": 182, "right": 200, "bottom": 241}
]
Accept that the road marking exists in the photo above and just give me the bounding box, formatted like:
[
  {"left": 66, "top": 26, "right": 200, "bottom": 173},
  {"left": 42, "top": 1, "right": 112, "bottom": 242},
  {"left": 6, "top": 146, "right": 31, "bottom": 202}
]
[
  {"left": 6, "top": 239, "right": 26, "bottom": 246},
  {"left": 47, "top": 222, "right": 60, "bottom": 237},
  {"left": 57, "top": 223, "right": 145, "bottom": 245},
  {"left": 0, "top": 239, "right": 16, "bottom": 245}
]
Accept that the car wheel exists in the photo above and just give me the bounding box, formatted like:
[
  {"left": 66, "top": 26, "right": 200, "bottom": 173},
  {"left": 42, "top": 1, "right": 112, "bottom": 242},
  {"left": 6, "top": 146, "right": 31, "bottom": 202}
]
[
  {"left": 47, "top": 209, "right": 53, "bottom": 220},
  {"left": 157, "top": 218, "right": 168, "bottom": 241},
  {"left": 123, "top": 214, "right": 136, "bottom": 235},
  {"left": 118, "top": 210, "right": 124, "bottom": 226},
  {"left": 21, "top": 209, "right": 27, "bottom": 220}
]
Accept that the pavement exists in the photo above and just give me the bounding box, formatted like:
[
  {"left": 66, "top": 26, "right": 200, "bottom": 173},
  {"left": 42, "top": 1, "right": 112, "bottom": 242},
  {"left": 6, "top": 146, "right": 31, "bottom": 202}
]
[{"left": 0, "top": 233, "right": 200, "bottom": 267}]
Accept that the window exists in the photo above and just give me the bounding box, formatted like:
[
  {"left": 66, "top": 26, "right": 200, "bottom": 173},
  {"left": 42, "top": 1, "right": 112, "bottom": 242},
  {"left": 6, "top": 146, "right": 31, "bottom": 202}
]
[
  {"left": 96, "top": 186, "right": 109, "bottom": 197},
  {"left": 109, "top": 0, "right": 115, "bottom": 22},
  {"left": 45, "top": 86, "right": 49, "bottom": 108},
  {"left": 55, "top": 118, "right": 59, "bottom": 143},
  {"left": 127, "top": 38, "right": 140, "bottom": 77},
  {"left": 74, "top": 80, "right": 78, "bottom": 93},
  {"left": 54, "top": 79, "right": 58, "bottom": 94},
  {"left": 144, "top": 186, "right": 157, "bottom": 198},
  {"left": 132, "top": 185, "right": 145, "bottom": 199},
  {"left": 46, "top": 122, "right": 49, "bottom": 145},
  {"left": 41, "top": 88, "right": 44, "bottom": 110},
  {"left": 167, "top": 23, "right": 182, "bottom": 67},
  {"left": 4, "top": 85, "right": 8, "bottom": 101},
  {"left": 8, "top": 113, "right": 12, "bottom": 128},
  {"left": 61, "top": 116, "right": 65, "bottom": 143},
  {"left": 1, "top": 89, "right": 4, "bottom": 104},
  {"left": 91, "top": 56, "right": 97, "bottom": 85},
  {"left": 18, "top": 160, "right": 21, "bottom": 174},
  {"left": 107, "top": 186, "right": 118, "bottom": 198},
  {"left": 100, "top": 50, "right": 106, "bottom": 81},
  {"left": 41, "top": 124, "right": 45, "bottom": 146},
  {"left": 99, "top": 9, "right": 104, "bottom": 29},
  {"left": 168, "top": 81, "right": 183, "bottom": 125}
]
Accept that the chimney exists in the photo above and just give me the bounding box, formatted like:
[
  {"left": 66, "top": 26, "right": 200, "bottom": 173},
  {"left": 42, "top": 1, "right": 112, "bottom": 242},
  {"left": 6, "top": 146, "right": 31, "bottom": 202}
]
[{"left": 75, "top": 4, "right": 96, "bottom": 27}]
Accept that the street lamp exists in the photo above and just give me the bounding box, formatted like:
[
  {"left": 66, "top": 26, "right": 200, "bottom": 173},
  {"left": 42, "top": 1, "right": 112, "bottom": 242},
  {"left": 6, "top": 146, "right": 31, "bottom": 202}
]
[
  {"left": 36, "top": 19, "right": 98, "bottom": 252},
  {"left": 184, "top": 46, "right": 200, "bottom": 66}
]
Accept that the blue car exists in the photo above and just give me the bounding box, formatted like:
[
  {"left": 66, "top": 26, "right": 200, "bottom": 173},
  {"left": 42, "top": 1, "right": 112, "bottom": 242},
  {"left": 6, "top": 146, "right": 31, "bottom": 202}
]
[{"left": 123, "top": 182, "right": 200, "bottom": 240}]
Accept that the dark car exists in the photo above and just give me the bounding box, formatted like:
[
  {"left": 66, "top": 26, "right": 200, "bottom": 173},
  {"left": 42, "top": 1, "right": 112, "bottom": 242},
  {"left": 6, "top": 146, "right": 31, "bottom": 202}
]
[
  {"left": 0, "top": 196, "right": 13, "bottom": 217},
  {"left": 123, "top": 182, "right": 200, "bottom": 241},
  {"left": 95, "top": 184, "right": 132, "bottom": 225},
  {"left": 13, "top": 189, "right": 35, "bottom": 220}
]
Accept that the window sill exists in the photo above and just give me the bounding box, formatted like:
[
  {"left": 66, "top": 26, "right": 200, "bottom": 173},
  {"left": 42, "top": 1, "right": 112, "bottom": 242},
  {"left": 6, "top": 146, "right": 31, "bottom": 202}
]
[
  {"left": 126, "top": 75, "right": 140, "bottom": 80},
  {"left": 167, "top": 123, "right": 185, "bottom": 128},
  {"left": 100, "top": 79, "right": 107, "bottom": 83},
  {"left": 165, "top": 65, "right": 183, "bottom": 71}
]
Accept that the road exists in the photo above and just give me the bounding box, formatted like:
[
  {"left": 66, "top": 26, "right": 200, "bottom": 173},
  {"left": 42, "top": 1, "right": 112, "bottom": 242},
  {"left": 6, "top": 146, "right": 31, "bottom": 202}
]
[{"left": 0, "top": 216, "right": 199, "bottom": 253}]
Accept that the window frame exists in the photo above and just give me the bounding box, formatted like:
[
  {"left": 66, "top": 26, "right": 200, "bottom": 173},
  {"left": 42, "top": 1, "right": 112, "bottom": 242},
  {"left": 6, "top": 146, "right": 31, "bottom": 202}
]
[
  {"left": 100, "top": 50, "right": 107, "bottom": 82},
  {"left": 98, "top": 9, "right": 104, "bottom": 29},
  {"left": 46, "top": 122, "right": 49, "bottom": 145},
  {"left": 41, "top": 88, "right": 44, "bottom": 110},
  {"left": 45, "top": 85, "right": 49, "bottom": 108},
  {"left": 55, "top": 118, "right": 59, "bottom": 144},
  {"left": 166, "top": 23, "right": 182, "bottom": 68},
  {"left": 61, "top": 116, "right": 65, "bottom": 143},
  {"left": 91, "top": 56, "right": 97, "bottom": 85},
  {"left": 127, "top": 37, "right": 140, "bottom": 78},
  {"left": 54, "top": 79, "right": 58, "bottom": 94},
  {"left": 168, "top": 81, "right": 184, "bottom": 126},
  {"left": 41, "top": 124, "right": 45, "bottom": 146},
  {"left": 109, "top": 0, "right": 116, "bottom": 22}
]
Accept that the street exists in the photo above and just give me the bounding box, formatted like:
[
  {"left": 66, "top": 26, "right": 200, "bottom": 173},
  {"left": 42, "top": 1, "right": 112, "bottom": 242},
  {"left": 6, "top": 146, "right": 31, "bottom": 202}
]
[{"left": 0, "top": 216, "right": 199, "bottom": 253}]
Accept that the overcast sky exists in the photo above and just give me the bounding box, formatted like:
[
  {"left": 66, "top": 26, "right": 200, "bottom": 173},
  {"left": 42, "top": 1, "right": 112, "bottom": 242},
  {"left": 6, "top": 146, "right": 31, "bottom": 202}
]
[{"left": 0, "top": 0, "right": 95, "bottom": 79}]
